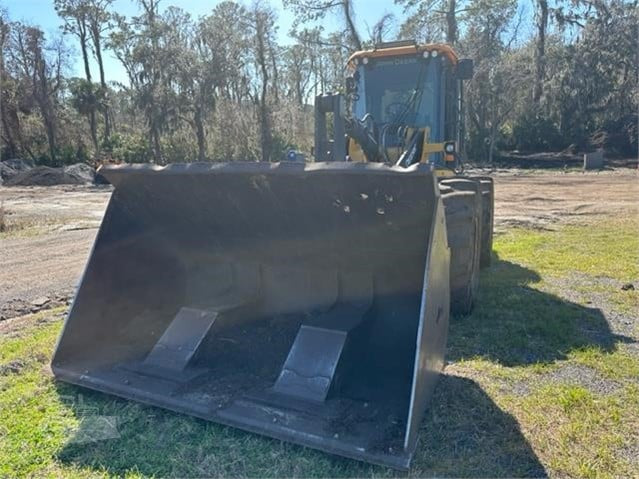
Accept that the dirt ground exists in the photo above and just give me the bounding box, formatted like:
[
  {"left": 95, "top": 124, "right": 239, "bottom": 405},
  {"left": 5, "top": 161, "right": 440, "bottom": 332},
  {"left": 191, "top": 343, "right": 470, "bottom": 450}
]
[
  {"left": 0, "top": 185, "right": 111, "bottom": 319},
  {"left": 0, "top": 169, "right": 637, "bottom": 320},
  {"left": 486, "top": 168, "right": 639, "bottom": 231}
]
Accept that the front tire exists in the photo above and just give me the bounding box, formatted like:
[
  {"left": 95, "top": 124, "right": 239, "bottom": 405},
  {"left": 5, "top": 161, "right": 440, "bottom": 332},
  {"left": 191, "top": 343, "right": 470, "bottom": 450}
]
[{"left": 439, "top": 179, "right": 482, "bottom": 315}]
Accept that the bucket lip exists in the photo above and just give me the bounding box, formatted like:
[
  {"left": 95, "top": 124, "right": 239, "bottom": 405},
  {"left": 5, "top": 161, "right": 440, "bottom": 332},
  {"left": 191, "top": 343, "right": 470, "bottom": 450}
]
[
  {"left": 98, "top": 161, "right": 434, "bottom": 185},
  {"left": 53, "top": 365, "right": 415, "bottom": 470}
]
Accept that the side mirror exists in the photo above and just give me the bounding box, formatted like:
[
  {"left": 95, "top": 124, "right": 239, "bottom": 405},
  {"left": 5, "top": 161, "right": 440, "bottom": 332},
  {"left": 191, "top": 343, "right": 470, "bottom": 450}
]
[
  {"left": 345, "top": 76, "right": 357, "bottom": 94},
  {"left": 345, "top": 71, "right": 359, "bottom": 94},
  {"left": 456, "top": 59, "right": 474, "bottom": 80}
]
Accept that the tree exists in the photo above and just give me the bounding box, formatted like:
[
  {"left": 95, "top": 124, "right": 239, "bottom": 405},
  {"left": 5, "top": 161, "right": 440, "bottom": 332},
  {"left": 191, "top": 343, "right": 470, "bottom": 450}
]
[
  {"left": 282, "top": 34, "right": 314, "bottom": 105},
  {"left": 248, "top": 2, "right": 277, "bottom": 162},
  {"left": 0, "top": 11, "right": 34, "bottom": 160},
  {"left": 461, "top": 0, "right": 519, "bottom": 163},
  {"left": 168, "top": 7, "right": 212, "bottom": 162},
  {"left": 85, "top": 0, "right": 114, "bottom": 141},
  {"left": 532, "top": 0, "right": 548, "bottom": 104},
  {"left": 288, "top": 26, "right": 349, "bottom": 96},
  {"left": 550, "top": 0, "right": 638, "bottom": 150},
  {"left": 109, "top": 0, "right": 180, "bottom": 163},
  {"left": 55, "top": 0, "right": 99, "bottom": 150},
  {"left": 9, "top": 24, "right": 67, "bottom": 163},
  {"left": 198, "top": 2, "right": 252, "bottom": 103},
  {"left": 0, "top": 10, "right": 9, "bottom": 158},
  {"left": 369, "top": 13, "right": 395, "bottom": 45},
  {"left": 398, "top": 0, "right": 470, "bottom": 45},
  {"left": 0, "top": 0, "right": 636, "bottom": 166},
  {"left": 68, "top": 77, "right": 106, "bottom": 150},
  {"left": 283, "top": 0, "right": 362, "bottom": 50}
]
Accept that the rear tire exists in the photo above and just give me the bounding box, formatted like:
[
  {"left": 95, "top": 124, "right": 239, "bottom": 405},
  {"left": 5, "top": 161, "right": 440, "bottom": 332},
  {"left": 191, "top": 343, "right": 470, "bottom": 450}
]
[
  {"left": 439, "top": 179, "right": 482, "bottom": 315},
  {"left": 473, "top": 177, "right": 494, "bottom": 268}
]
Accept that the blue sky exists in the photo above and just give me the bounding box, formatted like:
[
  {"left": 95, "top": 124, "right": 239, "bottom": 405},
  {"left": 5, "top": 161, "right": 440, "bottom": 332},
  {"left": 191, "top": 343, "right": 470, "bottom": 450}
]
[{"left": 1, "top": 0, "right": 405, "bottom": 85}]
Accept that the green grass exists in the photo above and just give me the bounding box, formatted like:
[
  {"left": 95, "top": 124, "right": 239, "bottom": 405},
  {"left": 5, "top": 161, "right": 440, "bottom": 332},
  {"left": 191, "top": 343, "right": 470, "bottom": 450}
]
[
  {"left": 496, "top": 217, "right": 639, "bottom": 281},
  {"left": 0, "top": 215, "right": 63, "bottom": 239},
  {"left": 504, "top": 383, "right": 638, "bottom": 478},
  {"left": 570, "top": 346, "right": 639, "bottom": 381},
  {"left": 1, "top": 218, "right": 637, "bottom": 477}
]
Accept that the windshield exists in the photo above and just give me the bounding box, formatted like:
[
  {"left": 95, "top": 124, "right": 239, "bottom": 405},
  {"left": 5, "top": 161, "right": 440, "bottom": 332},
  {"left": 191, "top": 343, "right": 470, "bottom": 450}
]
[{"left": 353, "top": 56, "right": 442, "bottom": 141}]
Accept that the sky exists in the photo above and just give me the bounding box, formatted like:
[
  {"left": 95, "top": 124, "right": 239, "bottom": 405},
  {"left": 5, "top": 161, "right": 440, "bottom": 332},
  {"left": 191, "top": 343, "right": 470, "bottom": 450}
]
[{"left": 1, "top": 0, "right": 405, "bottom": 85}]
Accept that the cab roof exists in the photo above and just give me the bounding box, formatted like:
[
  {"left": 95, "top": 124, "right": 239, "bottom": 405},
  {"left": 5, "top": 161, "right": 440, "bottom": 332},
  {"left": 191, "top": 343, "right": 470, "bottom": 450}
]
[{"left": 347, "top": 42, "right": 458, "bottom": 67}]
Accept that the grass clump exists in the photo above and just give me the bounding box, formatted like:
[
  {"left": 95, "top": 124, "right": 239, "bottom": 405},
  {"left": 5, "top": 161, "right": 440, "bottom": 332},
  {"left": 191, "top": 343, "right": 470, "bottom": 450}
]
[
  {"left": 0, "top": 202, "right": 6, "bottom": 233},
  {"left": 570, "top": 346, "right": 639, "bottom": 381}
]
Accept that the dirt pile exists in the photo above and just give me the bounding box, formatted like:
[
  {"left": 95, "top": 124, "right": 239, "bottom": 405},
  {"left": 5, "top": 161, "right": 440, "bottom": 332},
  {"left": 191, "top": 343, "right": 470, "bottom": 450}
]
[
  {"left": 0, "top": 164, "right": 15, "bottom": 185},
  {"left": 0, "top": 159, "right": 35, "bottom": 185},
  {"left": 63, "top": 163, "right": 95, "bottom": 183},
  {"left": 0, "top": 292, "right": 71, "bottom": 321},
  {"left": 2, "top": 158, "right": 34, "bottom": 171},
  {"left": 5, "top": 164, "right": 96, "bottom": 186},
  {"left": 496, "top": 151, "right": 583, "bottom": 168},
  {"left": 6, "top": 166, "right": 85, "bottom": 186}
]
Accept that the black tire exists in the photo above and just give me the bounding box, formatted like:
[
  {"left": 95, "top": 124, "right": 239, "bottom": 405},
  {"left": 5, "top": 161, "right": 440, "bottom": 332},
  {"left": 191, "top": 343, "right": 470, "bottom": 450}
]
[
  {"left": 439, "top": 179, "right": 482, "bottom": 315},
  {"left": 472, "top": 176, "right": 494, "bottom": 268}
]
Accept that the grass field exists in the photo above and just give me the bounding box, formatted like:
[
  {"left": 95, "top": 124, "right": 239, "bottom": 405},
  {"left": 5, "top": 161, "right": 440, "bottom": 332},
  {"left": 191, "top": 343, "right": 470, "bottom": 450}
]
[{"left": 1, "top": 217, "right": 637, "bottom": 478}]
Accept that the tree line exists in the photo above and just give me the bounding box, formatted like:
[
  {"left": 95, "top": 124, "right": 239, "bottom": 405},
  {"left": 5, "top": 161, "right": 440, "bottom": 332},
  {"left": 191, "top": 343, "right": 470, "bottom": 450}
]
[{"left": 0, "top": 0, "right": 636, "bottom": 166}]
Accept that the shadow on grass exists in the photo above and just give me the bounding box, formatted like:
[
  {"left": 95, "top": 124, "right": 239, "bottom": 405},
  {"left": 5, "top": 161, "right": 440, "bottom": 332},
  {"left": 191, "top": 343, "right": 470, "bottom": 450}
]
[
  {"left": 448, "top": 253, "right": 634, "bottom": 366},
  {"left": 414, "top": 374, "right": 546, "bottom": 478},
  {"left": 55, "top": 374, "right": 545, "bottom": 478}
]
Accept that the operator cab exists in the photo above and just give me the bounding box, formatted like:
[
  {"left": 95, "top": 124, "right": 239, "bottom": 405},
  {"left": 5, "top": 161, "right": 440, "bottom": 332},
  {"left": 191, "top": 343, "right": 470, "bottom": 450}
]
[{"left": 346, "top": 41, "right": 473, "bottom": 168}]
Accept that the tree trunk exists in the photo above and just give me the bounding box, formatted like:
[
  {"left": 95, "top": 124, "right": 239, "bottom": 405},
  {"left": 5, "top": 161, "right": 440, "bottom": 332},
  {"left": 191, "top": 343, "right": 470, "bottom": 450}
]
[
  {"left": 1, "top": 112, "right": 19, "bottom": 159},
  {"left": 92, "top": 27, "right": 111, "bottom": 141},
  {"left": 296, "top": 77, "right": 304, "bottom": 106},
  {"left": 259, "top": 97, "right": 271, "bottom": 162},
  {"left": 533, "top": 0, "right": 548, "bottom": 104},
  {"left": 488, "top": 129, "right": 495, "bottom": 167},
  {"left": 445, "top": 0, "right": 458, "bottom": 45},
  {"left": 34, "top": 45, "right": 57, "bottom": 163},
  {"left": 488, "top": 89, "right": 497, "bottom": 167},
  {"left": 79, "top": 24, "right": 92, "bottom": 82},
  {"left": 78, "top": 22, "right": 100, "bottom": 152},
  {"left": 268, "top": 38, "right": 279, "bottom": 104},
  {"left": 4, "top": 105, "right": 33, "bottom": 160},
  {"left": 93, "top": 31, "right": 105, "bottom": 88},
  {"left": 0, "top": 25, "right": 4, "bottom": 160},
  {"left": 255, "top": 14, "right": 272, "bottom": 162},
  {"left": 342, "top": 0, "right": 362, "bottom": 50},
  {"left": 145, "top": 0, "right": 162, "bottom": 163},
  {"left": 194, "top": 104, "right": 206, "bottom": 162},
  {"left": 319, "top": 56, "right": 325, "bottom": 93},
  {"left": 150, "top": 125, "right": 162, "bottom": 164},
  {"left": 44, "top": 114, "right": 57, "bottom": 164},
  {"left": 88, "top": 111, "right": 98, "bottom": 151}
]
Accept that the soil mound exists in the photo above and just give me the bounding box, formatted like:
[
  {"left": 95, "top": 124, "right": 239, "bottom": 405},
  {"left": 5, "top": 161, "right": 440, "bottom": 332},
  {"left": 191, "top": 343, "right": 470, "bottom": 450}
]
[
  {"left": 6, "top": 166, "right": 86, "bottom": 186},
  {"left": 63, "top": 163, "right": 96, "bottom": 183},
  {"left": 0, "top": 163, "right": 16, "bottom": 185}
]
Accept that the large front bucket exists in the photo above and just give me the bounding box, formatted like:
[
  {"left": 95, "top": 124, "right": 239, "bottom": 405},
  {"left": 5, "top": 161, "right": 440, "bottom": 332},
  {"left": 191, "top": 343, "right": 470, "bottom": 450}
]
[{"left": 52, "top": 161, "right": 449, "bottom": 470}]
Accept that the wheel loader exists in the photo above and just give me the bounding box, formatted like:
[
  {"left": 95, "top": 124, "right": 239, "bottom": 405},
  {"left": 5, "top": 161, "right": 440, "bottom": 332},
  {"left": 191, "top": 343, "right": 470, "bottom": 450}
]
[{"left": 52, "top": 41, "right": 493, "bottom": 470}]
